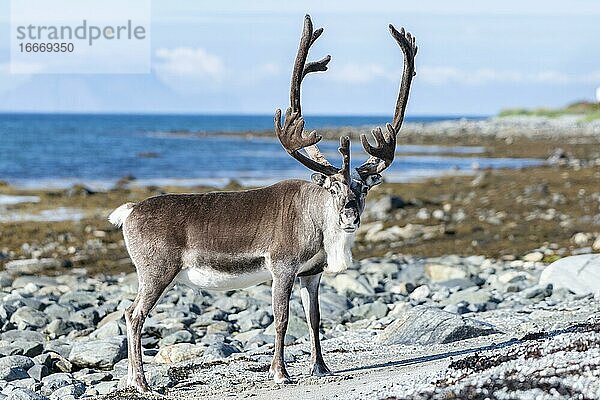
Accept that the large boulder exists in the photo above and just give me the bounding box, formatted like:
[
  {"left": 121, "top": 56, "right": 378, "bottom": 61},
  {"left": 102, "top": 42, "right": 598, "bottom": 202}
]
[
  {"left": 377, "top": 306, "right": 499, "bottom": 345},
  {"left": 539, "top": 254, "right": 600, "bottom": 296}
]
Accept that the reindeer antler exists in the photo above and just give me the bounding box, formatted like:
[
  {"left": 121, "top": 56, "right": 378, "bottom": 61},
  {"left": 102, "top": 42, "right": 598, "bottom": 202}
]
[
  {"left": 275, "top": 15, "right": 347, "bottom": 178},
  {"left": 356, "top": 25, "right": 417, "bottom": 179}
]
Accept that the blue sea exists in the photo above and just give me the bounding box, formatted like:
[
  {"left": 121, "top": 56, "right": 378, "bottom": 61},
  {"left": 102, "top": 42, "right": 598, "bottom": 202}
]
[{"left": 0, "top": 113, "right": 542, "bottom": 189}]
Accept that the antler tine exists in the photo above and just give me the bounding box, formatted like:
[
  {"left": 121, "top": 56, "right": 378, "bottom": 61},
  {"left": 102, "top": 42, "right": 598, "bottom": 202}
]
[
  {"left": 338, "top": 136, "right": 351, "bottom": 183},
  {"left": 290, "top": 15, "right": 332, "bottom": 114},
  {"left": 389, "top": 24, "right": 418, "bottom": 132},
  {"left": 356, "top": 25, "right": 417, "bottom": 179},
  {"left": 276, "top": 15, "right": 342, "bottom": 177}
]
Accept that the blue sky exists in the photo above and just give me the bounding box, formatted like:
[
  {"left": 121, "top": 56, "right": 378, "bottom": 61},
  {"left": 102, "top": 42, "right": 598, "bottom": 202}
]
[{"left": 0, "top": 0, "right": 599, "bottom": 115}]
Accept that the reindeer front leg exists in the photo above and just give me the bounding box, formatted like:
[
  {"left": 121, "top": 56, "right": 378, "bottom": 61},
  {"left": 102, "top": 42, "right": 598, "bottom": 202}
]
[
  {"left": 269, "top": 272, "right": 295, "bottom": 383},
  {"left": 299, "top": 272, "right": 331, "bottom": 376}
]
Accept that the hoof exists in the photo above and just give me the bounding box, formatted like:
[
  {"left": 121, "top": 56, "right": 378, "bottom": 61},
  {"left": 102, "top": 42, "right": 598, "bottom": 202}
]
[
  {"left": 311, "top": 362, "right": 333, "bottom": 377},
  {"left": 132, "top": 379, "right": 151, "bottom": 393},
  {"left": 269, "top": 367, "right": 293, "bottom": 384}
]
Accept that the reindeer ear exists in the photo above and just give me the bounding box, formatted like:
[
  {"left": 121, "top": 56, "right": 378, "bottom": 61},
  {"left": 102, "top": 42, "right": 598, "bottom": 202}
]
[
  {"left": 365, "top": 174, "right": 383, "bottom": 188},
  {"left": 311, "top": 173, "right": 328, "bottom": 187}
]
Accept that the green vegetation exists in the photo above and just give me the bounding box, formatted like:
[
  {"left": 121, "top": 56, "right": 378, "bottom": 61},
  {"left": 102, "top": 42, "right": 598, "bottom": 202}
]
[{"left": 499, "top": 101, "right": 600, "bottom": 121}]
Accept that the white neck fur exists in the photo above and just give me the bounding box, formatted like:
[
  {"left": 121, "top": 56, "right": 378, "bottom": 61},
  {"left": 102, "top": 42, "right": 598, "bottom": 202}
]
[{"left": 322, "top": 198, "right": 355, "bottom": 273}]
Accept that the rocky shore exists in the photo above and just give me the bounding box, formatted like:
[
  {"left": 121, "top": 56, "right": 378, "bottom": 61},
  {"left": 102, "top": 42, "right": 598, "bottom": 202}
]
[{"left": 0, "top": 252, "right": 598, "bottom": 399}]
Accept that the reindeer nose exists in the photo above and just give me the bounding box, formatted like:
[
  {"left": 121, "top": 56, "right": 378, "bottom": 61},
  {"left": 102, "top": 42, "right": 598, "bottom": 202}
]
[{"left": 344, "top": 200, "right": 357, "bottom": 209}]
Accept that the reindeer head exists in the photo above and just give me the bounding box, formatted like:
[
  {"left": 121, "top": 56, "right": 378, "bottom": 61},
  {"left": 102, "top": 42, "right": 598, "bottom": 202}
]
[{"left": 275, "top": 15, "right": 417, "bottom": 233}]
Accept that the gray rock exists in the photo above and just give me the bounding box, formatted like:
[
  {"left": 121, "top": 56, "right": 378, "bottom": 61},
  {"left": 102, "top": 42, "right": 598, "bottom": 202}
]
[
  {"left": 319, "top": 292, "right": 352, "bottom": 320},
  {"left": 76, "top": 372, "right": 112, "bottom": 386},
  {"left": 9, "top": 307, "right": 49, "bottom": 330},
  {"left": 438, "top": 278, "right": 476, "bottom": 291},
  {"left": 4, "top": 259, "right": 61, "bottom": 275},
  {"left": 154, "top": 343, "right": 205, "bottom": 364},
  {"left": 47, "top": 352, "right": 73, "bottom": 373},
  {"left": 6, "top": 388, "right": 49, "bottom": 400},
  {"left": 424, "top": 263, "right": 467, "bottom": 282},
  {"left": 264, "top": 315, "right": 308, "bottom": 340},
  {"left": 443, "top": 287, "right": 492, "bottom": 307},
  {"left": 0, "top": 367, "right": 29, "bottom": 382},
  {"left": 1, "top": 342, "right": 43, "bottom": 358},
  {"left": 40, "top": 373, "right": 80, "bottom": 395},
  {"left": 47, "top": 382, "right": 85, "bottom": 399},
  {"left": 409, "top": 285, "right": 431, "bottom": 301},
  {"left": 159, "top": 330, "right": 193, "bottom": 346},
  {"left": 365, "top": 195, "right": 406, "bottom": 220},
  {"left": 58, "top": 292, "right": 98, "bottom": 310},
  {"left": 69, "top": 309, "right": 99, "bottom": 328},
  {"left": 45, "top": 342, "right": 72, "bottom": 359},
  {"left": 348, "top": 301, "right": 388, "bottom": 321},
  {"left": 202, "top": 342, "right": 240, "bottom": 363},
  {"left": 0, "top": 356, "right": 35, "bottom": 371},
  {"left": 539, "top": 254, "right": 600, "bottom": 296},
  {"left": 44, "top": 320, "right": 71, "bottom": 339},
  {"left": 68, "top": 336, "right": 127, "bottom": 370},
  {"left": 93, "top": 381, "right": 118, "bottom": 395},
  {"left": 89, "top": 320, "right": 125, "bottom": 340},
  {"left": 522, "top": 284, "right": 552, "bottom": 299},
  {"left": 325, "top": 274, "right": 375, "bottom": 296},
  {"left": 139, "top": 365, "right": 175, "bottom": 391},
  {"left": 377, "top": 306, "right": 500, "bottom": 345},
  {"left": 27, "top": 365, "right": 48, "bottom": 381}
]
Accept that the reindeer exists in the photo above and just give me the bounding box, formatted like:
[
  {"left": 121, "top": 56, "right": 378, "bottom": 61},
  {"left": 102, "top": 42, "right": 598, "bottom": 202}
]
[{"left": 108, "top": 15, "right": 417, "bottom": 392}]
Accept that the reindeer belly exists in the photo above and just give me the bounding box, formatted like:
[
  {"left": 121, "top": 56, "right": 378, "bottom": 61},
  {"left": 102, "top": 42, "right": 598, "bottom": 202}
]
[{"left": 176, "top": 250, "right": 272, "bottom": 291}]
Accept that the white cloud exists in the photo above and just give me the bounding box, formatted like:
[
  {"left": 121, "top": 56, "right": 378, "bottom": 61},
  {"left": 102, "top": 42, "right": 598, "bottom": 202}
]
[
  {"left": 419, "top": 66, "right": 600, "bottom": 86},
  {"left": 153, "top": 47, "right": 226, "bottom": 94},
  {"left": 154, "top": 47, "right": 224, "bottom": 79}
]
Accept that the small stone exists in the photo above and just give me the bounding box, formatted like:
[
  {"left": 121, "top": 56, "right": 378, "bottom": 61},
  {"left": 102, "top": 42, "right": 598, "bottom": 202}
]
[
  {"left": 68, "top": 336, "right": 127, "bottom": 370},
  {"left": 4, "top": 342, "right": 44, "bottom": 358},
  {"left": 159, "top": 330, "right": 193, "bottom": 346},
  {"left": 2, "top": 331, "right": 46, "bottom": 343},
  {"left": 571, "top": 232, "right": 590, "bottom": 246},
  {"left": 202, "top": 342, "right": 240, "bottom": 363},
  {"left": 0, "top": 356, "right": 35, "bottom": 371},
  {"left": 348, "top": 301, "right": 388, "bottom": 320},
  {"left": 0, "top": 367, "right": 29, "bottom": 382},
  {"left": 44, "top": 320, "right": 71, "bottom": 339},
  {"left": 46, "top": 382, "right": 85, "bottom": 398},
  {"left": 77, "top": 372, "right": 112, "bottom": 386},
  {"left": 523, "top": 251, "right": 544, "bottom": 262},
  {"left": 424, "top": 264, "right": 467, "bottom": 282},
  {"left": 325, "top": 274, "right": 374, "bottom": 296},
  {"left": 89, "top": 320, "right": 125, "bottom": 340},
  {"left": 443, "top": 287, "right": 492, "bottom": 307},
  {"left": 5, "top": 388, "right": 49, "bottom": 400},
  {"left": 94, "top": 381, "right": 118, "bottom": 395},
  {"left": 154, "top": 343, "right": 206, "bottom": 364},
  {"left": 10, "top": 307, "right": 49, "bottom": 330},
  {"left": 40, "top": 373, "right": 80, "bottom": 395},
  {"left": 264, "top": 315, "right": 308, "bottom": 340},
  {"left": 409, "top": 285, "right": 431, "bottom": 301},
  {"left": 27, "top": 364, "right": 48, "bottom": 381},
  {"left": 4, "top": 259, "right": 61, "bottom": 275}
]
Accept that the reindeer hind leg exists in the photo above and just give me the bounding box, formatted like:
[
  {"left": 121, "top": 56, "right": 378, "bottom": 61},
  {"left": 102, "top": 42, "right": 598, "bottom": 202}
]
[{"left": 125, "top": 260, "right": 180, "bottom": 392}]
